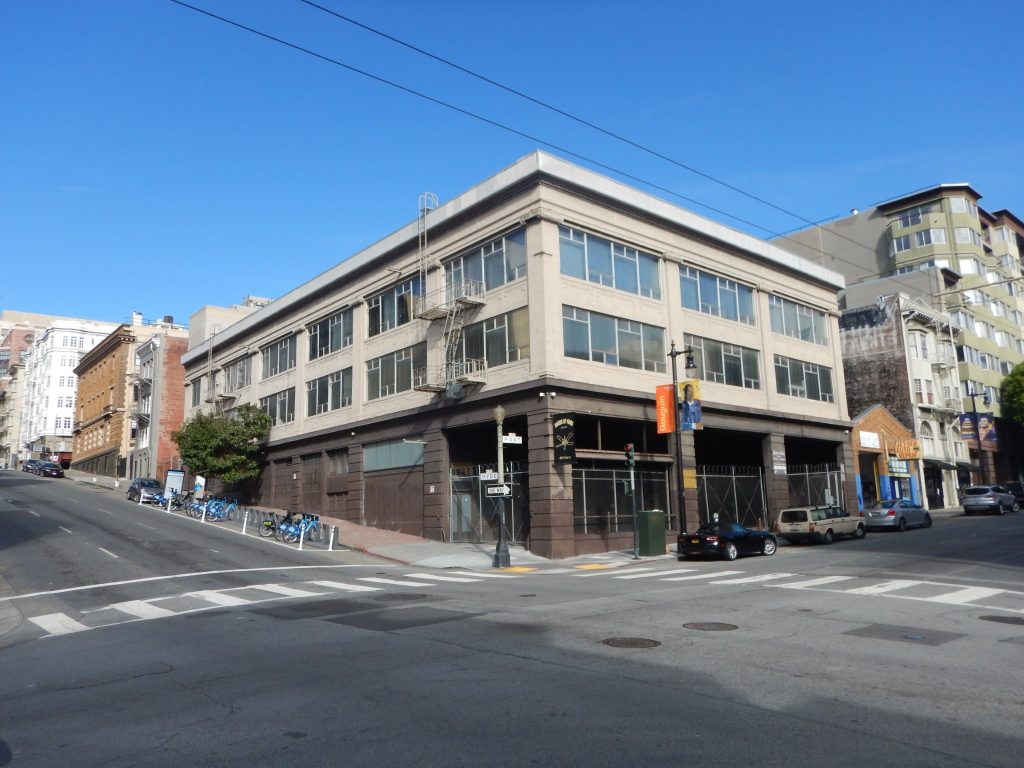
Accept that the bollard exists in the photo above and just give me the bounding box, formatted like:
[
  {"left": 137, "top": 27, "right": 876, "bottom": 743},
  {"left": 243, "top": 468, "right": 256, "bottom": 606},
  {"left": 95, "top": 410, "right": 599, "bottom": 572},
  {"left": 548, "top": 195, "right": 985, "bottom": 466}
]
[
  {"left": 166, "top": 495, "right": 172, "bottom": 513},
  {"left": 298, "top": 523, "right": 305, "bottom": 551},
  {"left": 328, "top": 525, "right": 335, "bottom": 551},
  {"left": 201, "top": 503, "right": 207, "bottom": 522},
  {"left": 242, "top": 509, "right": 249, "bottom": 535}
]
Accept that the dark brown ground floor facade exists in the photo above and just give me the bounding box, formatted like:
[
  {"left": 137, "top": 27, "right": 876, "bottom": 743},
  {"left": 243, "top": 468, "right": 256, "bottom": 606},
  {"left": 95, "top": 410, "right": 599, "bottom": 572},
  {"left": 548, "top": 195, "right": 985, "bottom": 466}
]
[{"left": 236, "top": 381, "right": 855, "bottom": 559}]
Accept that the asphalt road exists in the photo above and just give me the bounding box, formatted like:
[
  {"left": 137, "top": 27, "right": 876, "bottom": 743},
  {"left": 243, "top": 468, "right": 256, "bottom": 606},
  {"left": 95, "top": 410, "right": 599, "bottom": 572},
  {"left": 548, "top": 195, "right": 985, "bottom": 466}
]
[{"left": 1, "top": 472, "right": 1023, "bottom": 767}]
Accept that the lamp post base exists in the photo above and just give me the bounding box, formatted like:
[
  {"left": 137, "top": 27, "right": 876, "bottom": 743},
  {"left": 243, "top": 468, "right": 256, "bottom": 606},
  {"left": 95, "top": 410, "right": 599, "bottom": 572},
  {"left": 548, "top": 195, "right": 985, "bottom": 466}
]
[{"left": 493, "top": 501, "right": 511, "bottom": 568}]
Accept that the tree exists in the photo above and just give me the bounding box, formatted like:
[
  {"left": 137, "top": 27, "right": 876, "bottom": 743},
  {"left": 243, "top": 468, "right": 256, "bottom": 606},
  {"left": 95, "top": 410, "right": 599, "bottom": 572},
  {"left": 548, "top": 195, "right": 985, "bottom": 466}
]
[
  {"left": 1002, "top": 362, "right": 1024, "bottom": 428},
  {"left": 171, "top": 404, "right": 270, "bottom": 486}
]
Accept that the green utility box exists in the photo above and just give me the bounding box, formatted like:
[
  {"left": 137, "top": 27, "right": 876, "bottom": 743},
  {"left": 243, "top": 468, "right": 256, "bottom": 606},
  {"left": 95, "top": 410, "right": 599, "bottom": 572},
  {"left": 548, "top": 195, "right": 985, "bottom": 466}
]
[{"left": 637, "top": 509, "right": 667, "bottom": 556}]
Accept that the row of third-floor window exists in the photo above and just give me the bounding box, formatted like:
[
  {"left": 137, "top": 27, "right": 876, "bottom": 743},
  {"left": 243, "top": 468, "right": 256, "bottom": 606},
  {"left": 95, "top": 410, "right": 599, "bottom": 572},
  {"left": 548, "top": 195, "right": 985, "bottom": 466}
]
[{"left": 558, "top": 225, "right": 830, "bottom": 346}]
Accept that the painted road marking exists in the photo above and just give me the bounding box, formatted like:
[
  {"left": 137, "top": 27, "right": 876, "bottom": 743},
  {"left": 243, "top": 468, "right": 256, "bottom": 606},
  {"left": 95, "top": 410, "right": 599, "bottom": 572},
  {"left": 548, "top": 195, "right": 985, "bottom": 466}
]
[
  {"left": 405, "top": 573, "right": 481, "bottom": 583},
  {"left": 97, "top": 547, "right": 119, "bottom": 559},
  {"left": 28, "top": 510, "right": 40, "bottom": 517},
  {"left": 109, "top": 600, "right": 177, "bottom": 619},
  {"left": 442, "top": 571, "right": 520, "bottom": 579},
  {"left": 307, "top": 580, "right": 382, "bottom": 593},
  {"left": 359, "top": 577, "right": 434, "bottom": 587},
  {"left": 187, "top": 590, "right": 252, "bottom": 607},
  {"left": 660, "top": 570, "right": 744, "bottom": 581},
  {"left": 776, "top": 576, "right": 856, "bottom": 589},
  {"left": 845, "top": 579, "right": 921, "bottom": 596},
  {"left": 249, "top": 584, "right": 326, "bottom": 598},
  {"left": 28, "top": 613, "right": 89, "bottom": 635},
  {"left": 711, "top": 573, "right": 795, "bottom": 585},
  {"left": 923, "top": 586, "right": 1004, "bottom": 604},
  {"left": 579, "top": 567, "right": 656, "bottom": 578},
  {"left": 59, "top": 526, "right": 73, "bottom": 534},
  {"left": 616, "top": 569, "right": 697, "bottom": 580}
]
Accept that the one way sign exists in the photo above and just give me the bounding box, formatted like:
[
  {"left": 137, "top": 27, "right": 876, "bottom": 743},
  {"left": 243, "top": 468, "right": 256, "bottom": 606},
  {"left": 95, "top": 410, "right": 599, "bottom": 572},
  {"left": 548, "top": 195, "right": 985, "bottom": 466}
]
[{"left": 486, "top": 484, "right": 511, "bottom": 496}]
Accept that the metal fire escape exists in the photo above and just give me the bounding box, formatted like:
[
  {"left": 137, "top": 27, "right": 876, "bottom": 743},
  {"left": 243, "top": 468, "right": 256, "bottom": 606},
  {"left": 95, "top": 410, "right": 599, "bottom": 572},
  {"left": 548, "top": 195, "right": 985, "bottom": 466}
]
[{"left": 412, "top": 192, "right": 487, "bottom": 397}]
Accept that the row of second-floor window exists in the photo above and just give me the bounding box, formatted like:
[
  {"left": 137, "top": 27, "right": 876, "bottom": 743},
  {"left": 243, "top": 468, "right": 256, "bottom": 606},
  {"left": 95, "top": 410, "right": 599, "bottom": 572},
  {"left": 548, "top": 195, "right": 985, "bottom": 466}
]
[
  {"left": 459, "top": 308, "right": 529, "bottom": 369},
  {"left": 309, "top": 309, "right": 353, "bottom": 360},
  {"left": 684, "top": 334, "right": 761, "bottom": 390},
  {"left": 260, "top": 388, "right": 296, "bottom": 427},
  {"left": 560, "top": 226, "right": 661, "bottom": 299},
  {"left": 773, "top": 354, "right": 834, "bottom": 403},
  {"left": 262, "top": 335, "right": 297, "bottom": 379},
  {"left": 908, "top": 333, "right": 956, "bottom": 363},
  {"left": 961, "top": 380, "right": 1000, "bottom": 405},
  {"left": 892, "top": 226, "right": 982, "bottom": 254},
  {"left": 446, "top": 229, "right": 527, "bottom": 294},
  {"left": 368, "top": 276, "right": 424, "bottom": 338},
  {"left": 959, "top": 346, "right": 1014, "bottom": 374},
  {"left": 306, "top": 368, "right": 353, "bottom": 416},
  {"left": 680, "top": 266, "right": 755, "bottom": 325},
  {"left": 912, "top": 378, "right": 956, "bottom": 406},
  {"left": 224, "top": 356, "right": 252, "bottom": 393},
  {"left": 367, "top": 342, "right": 427, "bottom": 401},
  {"left": 52, "top": 416, "right": 73, "bottom": 429},
  {"left": 563, "top": 305, "right": 666, "bottom": 373}
]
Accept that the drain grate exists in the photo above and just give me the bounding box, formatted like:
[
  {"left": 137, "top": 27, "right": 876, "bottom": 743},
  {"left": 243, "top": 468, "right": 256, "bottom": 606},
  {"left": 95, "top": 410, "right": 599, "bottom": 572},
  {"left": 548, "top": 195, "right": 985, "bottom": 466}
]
[
  {"left": 979, "top": 615, "right": 1024, "bottom": 626},
  {"left": 602, "top": 637, "right": 661, "bottom": 649},
  {"left": 684, "top": 622, "right": 738, "bottom": 632}
]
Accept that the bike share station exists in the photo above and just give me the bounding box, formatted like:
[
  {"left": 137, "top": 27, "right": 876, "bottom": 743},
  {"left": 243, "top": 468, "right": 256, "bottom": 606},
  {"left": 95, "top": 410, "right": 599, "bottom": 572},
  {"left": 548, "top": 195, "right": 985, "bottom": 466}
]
[{"left": 142, "top": 470, "right": 341, "bottom": 552}]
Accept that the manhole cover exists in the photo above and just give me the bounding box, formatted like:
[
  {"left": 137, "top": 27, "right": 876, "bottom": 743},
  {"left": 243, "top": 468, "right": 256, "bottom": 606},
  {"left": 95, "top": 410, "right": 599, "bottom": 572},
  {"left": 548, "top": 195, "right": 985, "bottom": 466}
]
[
  {"left": 684, "top": 622, "right": 738, "bottom": 631},
  {"left": 373, "top": 593, "right": 430, "bottom": 602},
  {"left": 601, "top": 637, "right": 661, "bottom": 649},
  {"left": 979, "top": 615, "right": 1024, "bottom": 626}
]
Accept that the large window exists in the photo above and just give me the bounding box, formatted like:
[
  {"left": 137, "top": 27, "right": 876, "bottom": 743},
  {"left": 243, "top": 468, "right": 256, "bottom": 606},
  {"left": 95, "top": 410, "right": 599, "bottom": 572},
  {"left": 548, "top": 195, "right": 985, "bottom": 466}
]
[
  {"left": 774, "top": 355, "right": 834, "bottom": 402},
  {"left": 560, "top": 226, "right": 661, "bottom": 299},
  {"left": 261, "top": 335, "right": 297, "bottom": 379},
  {"left": 308, "top": 309, "right": 353, "bottom": 360},
  {"left": 223, "top": 356, "right": 251, "bottom": 392},
  {"left": 679, "top": 266, "right": 755, "bottom": 325},
  {"left": 306, "top": 368, "right": 353, "bottom": 416},
  {"left": 368, "top": 277, "right": 424, "bottom": 337},
  {"left": 915, "top": 228, "right": 946, "bottom": 247},
  {"left": 684, "top": 334, "right": 760, "bottom": 389},
  {"left": 444, "top": 229, "right": 527, "bottom": 295},
  {"left": 562, "top": 305, "right": 665, "bottom": 373},
  {"left": 891, "top": 235, "right": 911, "bottom": 254},
  {"left": 364, "top": 438, "right": 425, "bottom": 471},
  {"left": 460, "top": 308, "right": 529, "bottom": 369},
  {"left": 259, "top": 388, "right": 295, "bottom": 426},
  {"left": 367, "top": 342, "right": 427, "bottom": 400},
  {"left": 769, "top": 295, "right": 829, "bottom": 346},
  {"left": 190, "top": 378, "right": 202, "bottom": 407}
]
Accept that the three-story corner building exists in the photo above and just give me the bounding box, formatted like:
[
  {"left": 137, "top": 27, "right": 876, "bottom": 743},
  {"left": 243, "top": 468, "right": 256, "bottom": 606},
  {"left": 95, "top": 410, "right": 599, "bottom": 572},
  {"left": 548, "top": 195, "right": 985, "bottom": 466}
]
[
  {"left": 182, "top": 151, "right": 853, "bottom": 558},
  {"left": 783, "top": 184, "right": 1024, "bottom": 484}
]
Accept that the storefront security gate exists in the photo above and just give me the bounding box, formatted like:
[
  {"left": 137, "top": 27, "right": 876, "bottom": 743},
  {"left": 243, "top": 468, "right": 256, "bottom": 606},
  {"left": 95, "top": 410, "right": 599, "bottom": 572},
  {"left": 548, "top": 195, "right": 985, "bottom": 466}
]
[
  {"left": 450, "top": 463, "right": 528, "bottom": 544},
  {"left": 696, "top": 465, "right": 767, "bottom": 530}
]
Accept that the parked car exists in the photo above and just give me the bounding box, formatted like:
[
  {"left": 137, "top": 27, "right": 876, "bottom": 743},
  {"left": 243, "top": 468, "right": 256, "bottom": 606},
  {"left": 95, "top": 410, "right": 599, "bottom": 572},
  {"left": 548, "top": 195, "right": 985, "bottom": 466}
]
[
  {"left": 962, "top": 485, "right": 1019, "bottom": 515},
  {"left": 863, "top": 499, "right": 931, "bottom": 531},
  {"left": 777, "top": 505, "right": 866, "bottom": 544},
  {"left": 1001, "top": 481, "right": 1024, "bottom": 506},
  {"left": 127, "top": 477, "right": 163, "bottom": 503},
  {"left": 37, "top": 461, "right": 64, "bottom": 478},
  {"left": 22, "top": 459, "right": 42, "bottom": 474},
  {"left": 678, "top": 521, "right": 777, "bottom": 561}
]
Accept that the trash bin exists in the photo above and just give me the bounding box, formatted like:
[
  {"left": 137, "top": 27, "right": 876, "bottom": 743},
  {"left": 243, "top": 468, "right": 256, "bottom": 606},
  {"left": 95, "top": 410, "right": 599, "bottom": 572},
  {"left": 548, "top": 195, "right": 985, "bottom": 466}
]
[{"left": 637, "top": 509, "right": 666, "bottom": 556}]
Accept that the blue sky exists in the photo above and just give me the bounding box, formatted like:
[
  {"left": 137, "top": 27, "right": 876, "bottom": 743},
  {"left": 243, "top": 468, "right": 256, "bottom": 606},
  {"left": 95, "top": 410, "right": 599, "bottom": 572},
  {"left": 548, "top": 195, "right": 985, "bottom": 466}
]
[{"left": 3, "top": 0, "right": 1023, "bottom": 326}]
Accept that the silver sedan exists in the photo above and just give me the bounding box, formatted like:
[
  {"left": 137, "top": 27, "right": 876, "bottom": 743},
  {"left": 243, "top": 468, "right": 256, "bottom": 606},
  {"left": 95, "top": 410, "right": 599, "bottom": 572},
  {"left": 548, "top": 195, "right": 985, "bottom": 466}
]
[{"left": 863, "top": 499, "right": 932, "bottom": 531}]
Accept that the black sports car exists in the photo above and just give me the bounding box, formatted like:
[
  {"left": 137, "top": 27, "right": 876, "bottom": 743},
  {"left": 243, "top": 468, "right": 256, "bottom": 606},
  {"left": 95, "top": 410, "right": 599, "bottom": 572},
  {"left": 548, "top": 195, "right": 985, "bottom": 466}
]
[{"left": 678, "top": 521, "right": 777, "bottom": 561}]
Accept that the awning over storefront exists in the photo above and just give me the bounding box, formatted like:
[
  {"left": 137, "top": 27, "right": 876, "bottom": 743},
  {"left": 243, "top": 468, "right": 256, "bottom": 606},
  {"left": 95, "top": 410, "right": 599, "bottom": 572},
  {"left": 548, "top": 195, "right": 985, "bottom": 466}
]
[{"left": 923, "top": 459, "right": 959, "bottom": 471}]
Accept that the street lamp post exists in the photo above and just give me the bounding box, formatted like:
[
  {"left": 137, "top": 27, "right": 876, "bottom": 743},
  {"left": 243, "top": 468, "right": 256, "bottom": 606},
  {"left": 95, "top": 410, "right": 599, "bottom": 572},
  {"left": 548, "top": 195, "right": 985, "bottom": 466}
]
[
  {"left": 968, "top": 388, "right": 992, "bottom": 485},
  {"left": 667, "top": 341, "right": 697, "bottom": 533},
  {"left": 493, "top": 404, "right": 511, "bottom": 568}
]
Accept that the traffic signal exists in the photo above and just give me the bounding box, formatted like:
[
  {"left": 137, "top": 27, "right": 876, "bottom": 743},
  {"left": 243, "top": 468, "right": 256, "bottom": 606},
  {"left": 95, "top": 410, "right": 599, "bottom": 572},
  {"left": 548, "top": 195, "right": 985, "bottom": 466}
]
[{"left": 624, "top": 443, "right": 635, "bottom": 467}]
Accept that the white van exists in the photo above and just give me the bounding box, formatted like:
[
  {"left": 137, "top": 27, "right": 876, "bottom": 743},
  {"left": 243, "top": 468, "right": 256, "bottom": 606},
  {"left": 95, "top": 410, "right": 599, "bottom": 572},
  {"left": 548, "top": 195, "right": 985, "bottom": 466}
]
[{"left": 777, "top": 505, "right": 866, "bottom": 545}]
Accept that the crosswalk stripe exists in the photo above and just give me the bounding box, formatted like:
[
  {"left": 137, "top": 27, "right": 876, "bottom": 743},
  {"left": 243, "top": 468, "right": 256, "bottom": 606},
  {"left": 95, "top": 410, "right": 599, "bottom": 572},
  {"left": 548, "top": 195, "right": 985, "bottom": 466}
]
[
  {"left": 775, "top": 576, "right": 856, "bottom": 589},
  {"left": 187, "top": 590, "right": 252, "bottom": 606},
  {"left": 307, "top": 580, "right": 382, "bottom": 592},
  {"left": 249, "top": 584, "right": 326, "bottom": 598},
  {"left": 616, "top": 569, "right": 696, "bottom": 580},
  {"left": 711, "top": 573, "right": 795, "bottom": 585},
  {"left": 358, "top": 577, "right": 433, "bottom": 587},
  {"left": 405, "top": 573, "right": 481, "bottom": 583},
  {"left": 579, "top": 567, "right": 656, "bottom": 578},
  {"left": 109, "top": 600, "right": 177, "bottom": 619},
  {"left": 28, "top": 613, "right": 89, "bottom": 635},
  {"left": 441, "top": 571, "right": 520, "bottom": 579},
  {"left": 845, "top": 579, "right": 921, "bottom": 595},
  {"left": 923, "top": 586, "right": 1004, "bottom": 604},
  {"left": 660, "top": 570, "right": 744, "bottom": 581}
]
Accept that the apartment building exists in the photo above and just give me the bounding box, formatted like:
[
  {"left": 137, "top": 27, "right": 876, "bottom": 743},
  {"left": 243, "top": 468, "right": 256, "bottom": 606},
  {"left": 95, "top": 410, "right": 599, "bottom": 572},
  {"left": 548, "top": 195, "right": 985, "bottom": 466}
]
[
  {"left": 182, "top": 151, "right": 853, "bottom": 558},
  {"left": 19, "top": 318, "right": 119, "bottom": 465},
  {"left": 128, "top": 329, "right": 190, "bottom": 483},
  {"left": 73, "top": 314, "right": 187, "bottom": 477},
  {"left": 784, "top": 185, "right": 1024, "bottom": 484}
]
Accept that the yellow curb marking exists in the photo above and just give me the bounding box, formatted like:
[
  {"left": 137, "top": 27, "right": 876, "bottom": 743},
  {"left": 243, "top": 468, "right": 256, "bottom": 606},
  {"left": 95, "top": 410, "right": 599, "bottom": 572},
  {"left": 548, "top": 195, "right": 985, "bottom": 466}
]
[
  {"left": 574, "top": 564, "right": 613, "bottom": 570},
  {"left": 501, "top": 566, "right": 537, "bottom": 572}
]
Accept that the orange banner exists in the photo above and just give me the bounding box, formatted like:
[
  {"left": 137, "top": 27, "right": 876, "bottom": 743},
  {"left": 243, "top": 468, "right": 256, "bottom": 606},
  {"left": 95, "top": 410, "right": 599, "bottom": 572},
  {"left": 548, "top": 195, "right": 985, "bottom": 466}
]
[{"left": 656, "top": 384, "right": 675, "bottom": 434}]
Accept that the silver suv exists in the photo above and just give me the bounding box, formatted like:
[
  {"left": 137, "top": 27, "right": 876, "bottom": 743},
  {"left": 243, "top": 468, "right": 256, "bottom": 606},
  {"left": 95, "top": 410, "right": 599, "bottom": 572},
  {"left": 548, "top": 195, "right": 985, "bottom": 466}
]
[{"left": 962, "top": 485, "right": 1019, "bottom": 516}]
